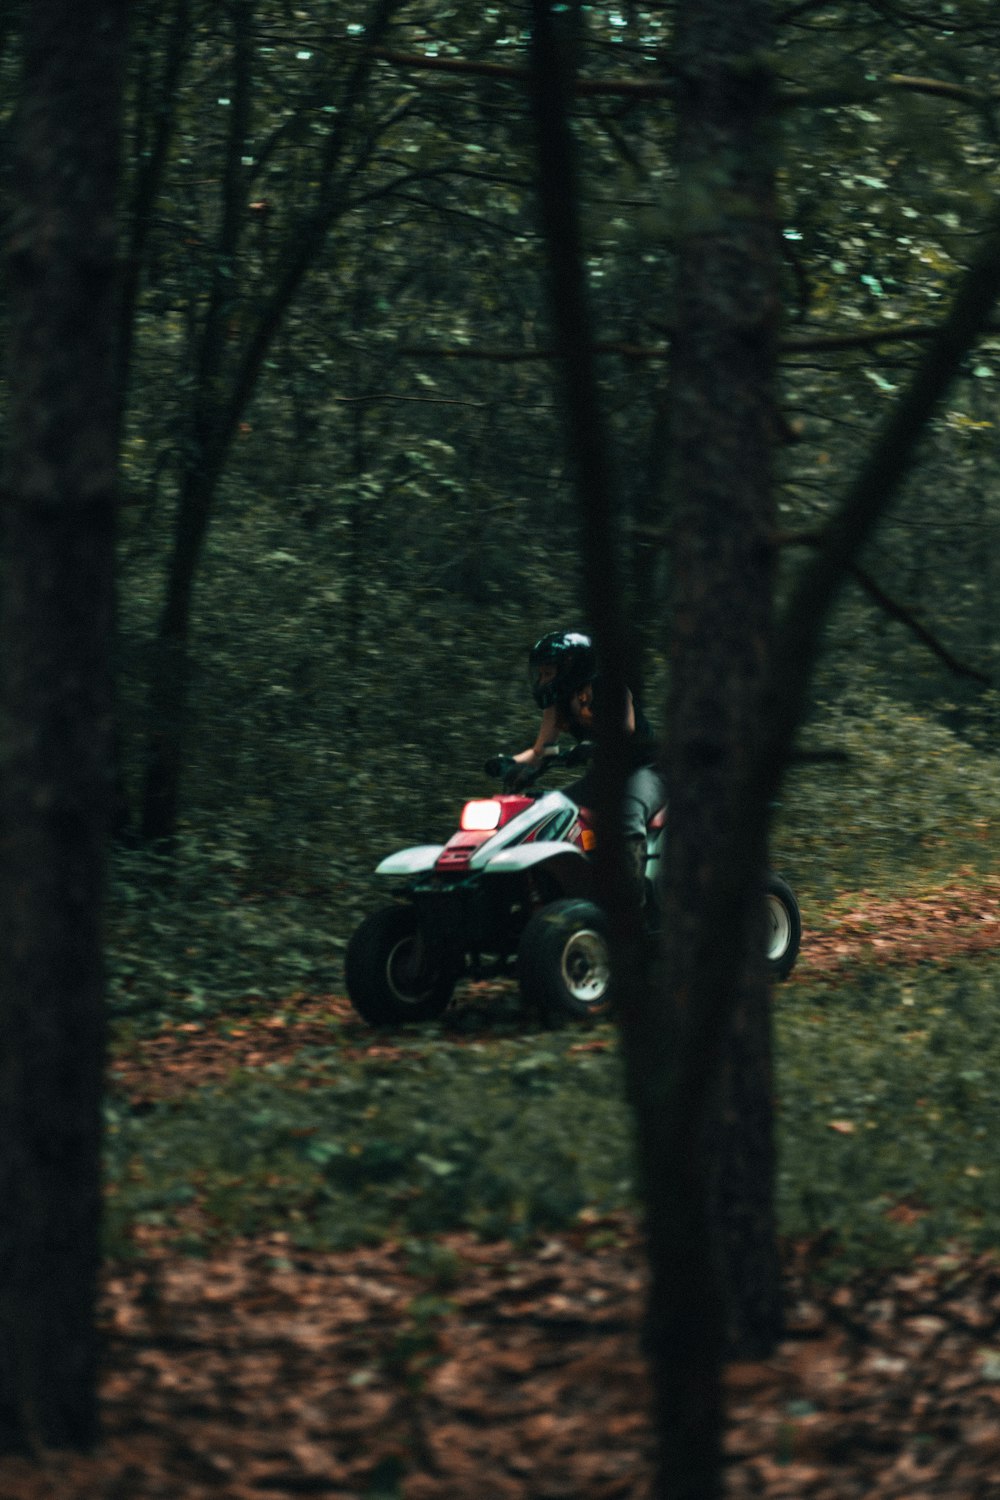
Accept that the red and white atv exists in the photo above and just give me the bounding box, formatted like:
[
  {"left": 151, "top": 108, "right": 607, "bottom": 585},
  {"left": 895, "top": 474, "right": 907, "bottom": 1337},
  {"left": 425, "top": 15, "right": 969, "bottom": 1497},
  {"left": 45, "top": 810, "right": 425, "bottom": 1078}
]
[{"left": 345, "top": 748, "right": 801, "bottom": 1028}]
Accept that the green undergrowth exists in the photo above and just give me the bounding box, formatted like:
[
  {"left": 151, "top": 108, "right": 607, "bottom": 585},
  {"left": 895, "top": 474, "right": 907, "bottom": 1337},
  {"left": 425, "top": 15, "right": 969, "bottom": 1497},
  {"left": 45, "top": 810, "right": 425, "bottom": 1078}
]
[
  {"left": 775, "top": 957, "right": 1000, "bottom": 1269},
  {"left": 104, "top": 1034, "right": 635, "bottom": 1255},
  {"left": 105, "top": 682, "right": 1000, "bottom": 1030},
  {"left": 105, "top": 956, "right": 1000, "bottom": 1272},
  {"left": 106, "top": 832, "right": 367, "bottom": 1030},
  {"left": 775, "top": 684, "right": 1000, "bottom": 899}
]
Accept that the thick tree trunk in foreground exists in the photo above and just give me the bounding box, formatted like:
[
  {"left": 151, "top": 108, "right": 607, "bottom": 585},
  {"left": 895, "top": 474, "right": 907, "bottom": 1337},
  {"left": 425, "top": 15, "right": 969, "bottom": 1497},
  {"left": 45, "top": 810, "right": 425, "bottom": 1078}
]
[
  {"left": 530, "top": 3, "right": 779, "bottom": 1496},
  {"left": 646, "top": 0, "right": 782, "bottom": 1494},
  {"left": 0, "top": 0, "right": 127, "bottom": 1450}
]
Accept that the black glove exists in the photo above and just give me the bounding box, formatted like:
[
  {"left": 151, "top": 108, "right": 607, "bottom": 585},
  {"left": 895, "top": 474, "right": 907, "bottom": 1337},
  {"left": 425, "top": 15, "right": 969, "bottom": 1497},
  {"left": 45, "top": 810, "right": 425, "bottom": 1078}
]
[
  {"left": 484, "top": 754, "right": 536, "bottom": 791},
  {"left": 503, "top": 761, "right": 533, "bottom": 792},
  {"left": 562, "top": 738, "right": 594, "bottom": 767}
]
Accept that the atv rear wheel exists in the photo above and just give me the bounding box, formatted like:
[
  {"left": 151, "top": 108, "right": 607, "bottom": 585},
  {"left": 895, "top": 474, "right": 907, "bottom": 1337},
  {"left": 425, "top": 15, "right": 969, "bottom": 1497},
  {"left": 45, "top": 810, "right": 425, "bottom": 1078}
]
[
  {"left": 518, "top": 898, "right": 612, "bottom": 1025},
  {"left": 765, "top": 874, "right": 801, "bottom": 981},
  {"left": 345, "top": 904, "right": 456, "bottom": 1026}
]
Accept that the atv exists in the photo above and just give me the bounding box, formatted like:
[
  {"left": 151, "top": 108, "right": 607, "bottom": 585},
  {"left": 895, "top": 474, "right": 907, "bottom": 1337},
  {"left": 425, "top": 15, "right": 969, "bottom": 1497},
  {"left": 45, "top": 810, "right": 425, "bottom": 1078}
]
[{"left": 345, "top": 748, "right": 801, "bottom": 1027}]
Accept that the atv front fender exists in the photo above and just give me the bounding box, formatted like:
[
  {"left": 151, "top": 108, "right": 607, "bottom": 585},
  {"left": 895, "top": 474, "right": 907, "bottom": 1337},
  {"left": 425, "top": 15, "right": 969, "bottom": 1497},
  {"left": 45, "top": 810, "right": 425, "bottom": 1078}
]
[
  {"left": 476, "top": 841, "right": 593, "bottom": 898},
  {"left": 375, "top": 845, "right": 446, "bottom": 878}
]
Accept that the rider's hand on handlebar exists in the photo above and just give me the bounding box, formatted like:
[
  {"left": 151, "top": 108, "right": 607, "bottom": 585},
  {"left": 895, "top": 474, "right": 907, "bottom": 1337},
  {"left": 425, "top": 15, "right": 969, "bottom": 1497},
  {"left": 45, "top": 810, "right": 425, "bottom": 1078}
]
[
  {"left": 486, "top": 745, "right": 588, "bottom": 792},
  {"left": 503, "top": 761, "right": 536, "bottom": 792},
  {"left": 482, "top": 750, "right": 527, "bottom": 786},
  {"left": 484, "top": 753, "right": 538, "bottom": 791},
  {"left": 562, "top": 738, "right": 594, "bottom": 767}
]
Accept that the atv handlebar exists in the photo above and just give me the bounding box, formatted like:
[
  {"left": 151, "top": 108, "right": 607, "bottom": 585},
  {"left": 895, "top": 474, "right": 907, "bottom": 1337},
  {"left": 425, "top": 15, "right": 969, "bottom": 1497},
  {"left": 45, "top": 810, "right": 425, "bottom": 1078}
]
[{"left": 484, "top": 742, "right": 593, "bottom": 791}]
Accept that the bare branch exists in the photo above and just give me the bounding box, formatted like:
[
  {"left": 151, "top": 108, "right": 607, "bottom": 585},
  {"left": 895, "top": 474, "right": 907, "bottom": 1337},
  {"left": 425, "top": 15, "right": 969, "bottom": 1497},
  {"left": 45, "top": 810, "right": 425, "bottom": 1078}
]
[
  {"left": 371, "top": 46, "right": 672, "bottom": 100},
  {"left": 762, "top": 205, "right": 1000, "bottom": 786},
  {"left": 776, "top": 531, "right": 993, "bottom": 684},
  {"left": 400, "top": 316, "right": 1000, "bottom": 364},
  {"left": 328, "top": 393, "right": 490, "bottom": 408},
  {"left": 397, "top": 340, "right": 664, "bottom": 361},
  {"left": 369, "top": 46, "right": 995, "bottom": 121},
  {"left": 778, "top": 72, "right": 991, "bottom": 112},
  {"left": 851, "top": 560, "right": 993, "bottom": 685},
  {"left": 783, "top": 321, "right": 1000, "bottom": 354}
]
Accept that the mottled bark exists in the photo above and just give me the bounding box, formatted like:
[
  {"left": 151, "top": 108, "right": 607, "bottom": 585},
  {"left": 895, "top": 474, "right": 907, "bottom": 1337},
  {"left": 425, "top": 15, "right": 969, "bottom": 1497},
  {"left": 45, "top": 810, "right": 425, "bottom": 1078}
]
[
  {"left": 530, "top": 3, "right": 782, "bottom": 1495},
  {"left": 0, "top": 0, "right": 127, "bottom": 1451},
  {"left": 650, "top": 0, "right": 783, "bottom": 1493},
  {"left": 528, "top": 0, "right": 637, "bottom": 929}
]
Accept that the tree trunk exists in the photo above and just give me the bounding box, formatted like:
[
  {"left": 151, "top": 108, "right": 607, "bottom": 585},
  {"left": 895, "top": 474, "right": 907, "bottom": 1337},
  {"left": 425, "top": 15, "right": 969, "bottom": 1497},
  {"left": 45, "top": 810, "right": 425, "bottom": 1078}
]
[
  {"left": 646, "top": 0, "right": 782, "bottom": 1493},
  {"left": 136, "top": 0, "right": 403, "bottom": 841},
  {"left": 0, "top": 0, "right": 127, "bottom": 1451},
  {"left": 139, "top": 458, "right": 221, "bottom": 843}
]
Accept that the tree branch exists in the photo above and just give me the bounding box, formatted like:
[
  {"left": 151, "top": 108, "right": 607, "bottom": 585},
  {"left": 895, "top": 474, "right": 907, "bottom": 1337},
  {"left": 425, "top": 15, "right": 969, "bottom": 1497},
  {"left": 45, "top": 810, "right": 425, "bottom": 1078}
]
[
  {"left": 397, "top": 340, "right": 664, "bottom": 361},
  {"left": 399, "top": 317, "right": 1000, "bottom": 363},
  {"left": 369, "top": 46, "right": 995, "bottom": 120},
  {"left": 371, "top": 46, "right": 672, "bottom": 99},
  {"left": 220, "top": 0, "right": 402, "bottom": 444},
  {"left": 782, "top": 320, "right": 1000, "bottom": 354},
  {"left": 777, "top": 531, "right": 993, "bottom": 684},
  {"left": 762, "top": 205, "right": 1000, "bottom": 787},
  {"left": 778, "top": 73, "right": 992, "bottom": 112},
  {"left": 852, "top": 560, "right": 993, "bottom": 684},
  {"left": 118, "top": 0, "right": 191, "bottom": 400}
]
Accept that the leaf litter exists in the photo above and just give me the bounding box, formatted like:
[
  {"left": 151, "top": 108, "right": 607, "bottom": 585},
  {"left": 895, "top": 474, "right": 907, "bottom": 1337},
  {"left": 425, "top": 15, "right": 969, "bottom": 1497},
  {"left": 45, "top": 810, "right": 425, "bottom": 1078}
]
[
  {"left": 0, "top": 1230, "right": 997, "bottom": 1498},
  {"left": 3, "top": 879, "right": 997, "bottom": 1497}
]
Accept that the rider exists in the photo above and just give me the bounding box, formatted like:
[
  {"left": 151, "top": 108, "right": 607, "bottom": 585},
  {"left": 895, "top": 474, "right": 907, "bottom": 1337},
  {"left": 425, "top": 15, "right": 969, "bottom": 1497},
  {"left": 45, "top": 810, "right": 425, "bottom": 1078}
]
[{"left": 511, "top": 629, "right": 664, "bottom": 897}]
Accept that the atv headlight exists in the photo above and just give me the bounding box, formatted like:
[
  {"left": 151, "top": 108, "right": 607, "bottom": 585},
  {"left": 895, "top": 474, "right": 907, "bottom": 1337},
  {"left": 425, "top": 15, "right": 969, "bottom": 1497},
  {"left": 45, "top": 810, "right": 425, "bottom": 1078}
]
[{"left": 460, "top": 799, "right": 503, "bottom": 832}]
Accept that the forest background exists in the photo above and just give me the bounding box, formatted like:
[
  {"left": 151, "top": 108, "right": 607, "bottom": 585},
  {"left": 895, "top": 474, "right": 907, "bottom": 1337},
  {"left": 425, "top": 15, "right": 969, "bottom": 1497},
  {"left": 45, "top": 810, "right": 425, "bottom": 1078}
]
[
  {"left": 1, "top": 0, "right": 995, "bottom": 991},
  {"left": 1, "top": 0, "right": 1000, "bottom": 1495}
]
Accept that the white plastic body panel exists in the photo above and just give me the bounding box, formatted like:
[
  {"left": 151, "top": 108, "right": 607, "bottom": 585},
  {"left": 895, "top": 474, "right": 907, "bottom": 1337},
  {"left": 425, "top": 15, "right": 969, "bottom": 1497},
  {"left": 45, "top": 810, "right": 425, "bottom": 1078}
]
[
  {"left": 478, "top": 841, "right": 588, "bottom": 875},
  {"left": 467, "top": 790, "right": 578, "bottom": 870},
  {"left": 375, "top": 845, "right": 446, "bottom": 877}
]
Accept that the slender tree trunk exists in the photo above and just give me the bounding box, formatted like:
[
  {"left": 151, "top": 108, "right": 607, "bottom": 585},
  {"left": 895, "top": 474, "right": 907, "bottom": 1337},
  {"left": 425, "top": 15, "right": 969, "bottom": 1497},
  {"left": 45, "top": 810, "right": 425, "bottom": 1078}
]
[
  {"left": 528, "top": 0, "right": 637, "bottom": 931},
  {"left": 139, "top": 457, "right": 222, "bottom": 842},
  {"left": 117, "top": 0, "right": 192, "bottom": 405},
  {"left": 137, "top": 0, "right": 402, "bottom": 840},
  {"left": 343, "top": 266, "right": 374, "bottom": 749},
  {"left": 646, "top": 0, "right": 783, "bottom": 1493},
  {"left": 0, "top": 0, "right": 127, "bottom": 1450}
]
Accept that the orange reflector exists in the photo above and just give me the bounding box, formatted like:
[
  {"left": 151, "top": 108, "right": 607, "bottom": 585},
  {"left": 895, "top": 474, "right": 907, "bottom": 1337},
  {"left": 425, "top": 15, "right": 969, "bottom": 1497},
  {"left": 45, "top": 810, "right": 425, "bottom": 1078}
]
[
  {"left": 460, "top": 799, "right": 503, "bottom": 832},
  {"left": 581, "top": 828, "right": 597, "bottom": 851}
]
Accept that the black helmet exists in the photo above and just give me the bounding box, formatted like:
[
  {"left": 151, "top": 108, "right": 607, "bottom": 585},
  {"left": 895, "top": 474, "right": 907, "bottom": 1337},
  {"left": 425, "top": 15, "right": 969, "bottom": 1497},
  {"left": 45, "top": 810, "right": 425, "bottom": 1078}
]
[{"left": 528, "top": 629, "right": 597, "bottom": 709}]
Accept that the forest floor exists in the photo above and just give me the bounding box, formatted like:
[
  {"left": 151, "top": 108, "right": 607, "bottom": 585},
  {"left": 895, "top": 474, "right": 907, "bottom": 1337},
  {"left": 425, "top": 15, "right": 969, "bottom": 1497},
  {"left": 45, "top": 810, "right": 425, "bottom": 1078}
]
[{"left": 2, "top": 879, "right": 999, "bottom": 1500}]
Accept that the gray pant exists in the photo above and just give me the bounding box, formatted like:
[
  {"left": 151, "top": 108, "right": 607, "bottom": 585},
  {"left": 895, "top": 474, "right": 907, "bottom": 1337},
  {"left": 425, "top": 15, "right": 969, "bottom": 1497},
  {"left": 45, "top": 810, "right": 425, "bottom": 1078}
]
[{"left": 567, "top": 765, "right": 666, "bottom": 840}]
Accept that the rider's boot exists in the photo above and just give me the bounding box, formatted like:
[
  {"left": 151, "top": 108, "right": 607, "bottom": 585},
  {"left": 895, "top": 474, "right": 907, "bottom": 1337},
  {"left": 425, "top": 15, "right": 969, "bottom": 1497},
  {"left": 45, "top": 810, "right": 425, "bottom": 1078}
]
[
  {"left": 625, "top": 835, "right": 661, "bottom": 958},
  {"left": 627, "top": 835, "right": 647, "bottom": 909}
]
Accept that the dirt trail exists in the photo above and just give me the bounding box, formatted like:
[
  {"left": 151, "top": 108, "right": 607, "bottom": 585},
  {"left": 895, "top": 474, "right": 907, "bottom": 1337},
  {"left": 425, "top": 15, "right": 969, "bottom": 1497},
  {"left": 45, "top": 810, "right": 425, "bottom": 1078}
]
[
  {"left": 109, "top": 878, "right": 1000, "bottom": 1103},
  {"left": 5, "top": 880, "right": 990, "bottom": 1499},
  {"left": 797, "top": 877, "right": 1000, "bottom": 978}
]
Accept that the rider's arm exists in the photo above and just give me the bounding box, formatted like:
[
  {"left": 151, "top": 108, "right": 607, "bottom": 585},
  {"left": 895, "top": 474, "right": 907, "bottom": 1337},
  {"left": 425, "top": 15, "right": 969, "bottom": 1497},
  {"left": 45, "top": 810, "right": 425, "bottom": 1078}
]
[
  {"left": 512, "top": 704, "right": 562, "bottom": 764},
  {"left": 624, "top": 687, "right": 636, "bottom": 734}
]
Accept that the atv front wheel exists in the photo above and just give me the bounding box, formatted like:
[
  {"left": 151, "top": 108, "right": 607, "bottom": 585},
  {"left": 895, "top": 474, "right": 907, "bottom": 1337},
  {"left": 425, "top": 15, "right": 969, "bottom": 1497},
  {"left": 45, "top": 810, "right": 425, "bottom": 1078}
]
[
  {"left": 345, "top": 904, "right": 456, "bottom": 1026},
  {"left": 517, "top": 898, "right": 612, "bottom": 1025},
  {"left": 765, "top": 874, "right": 801, "bottom": 981}
]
